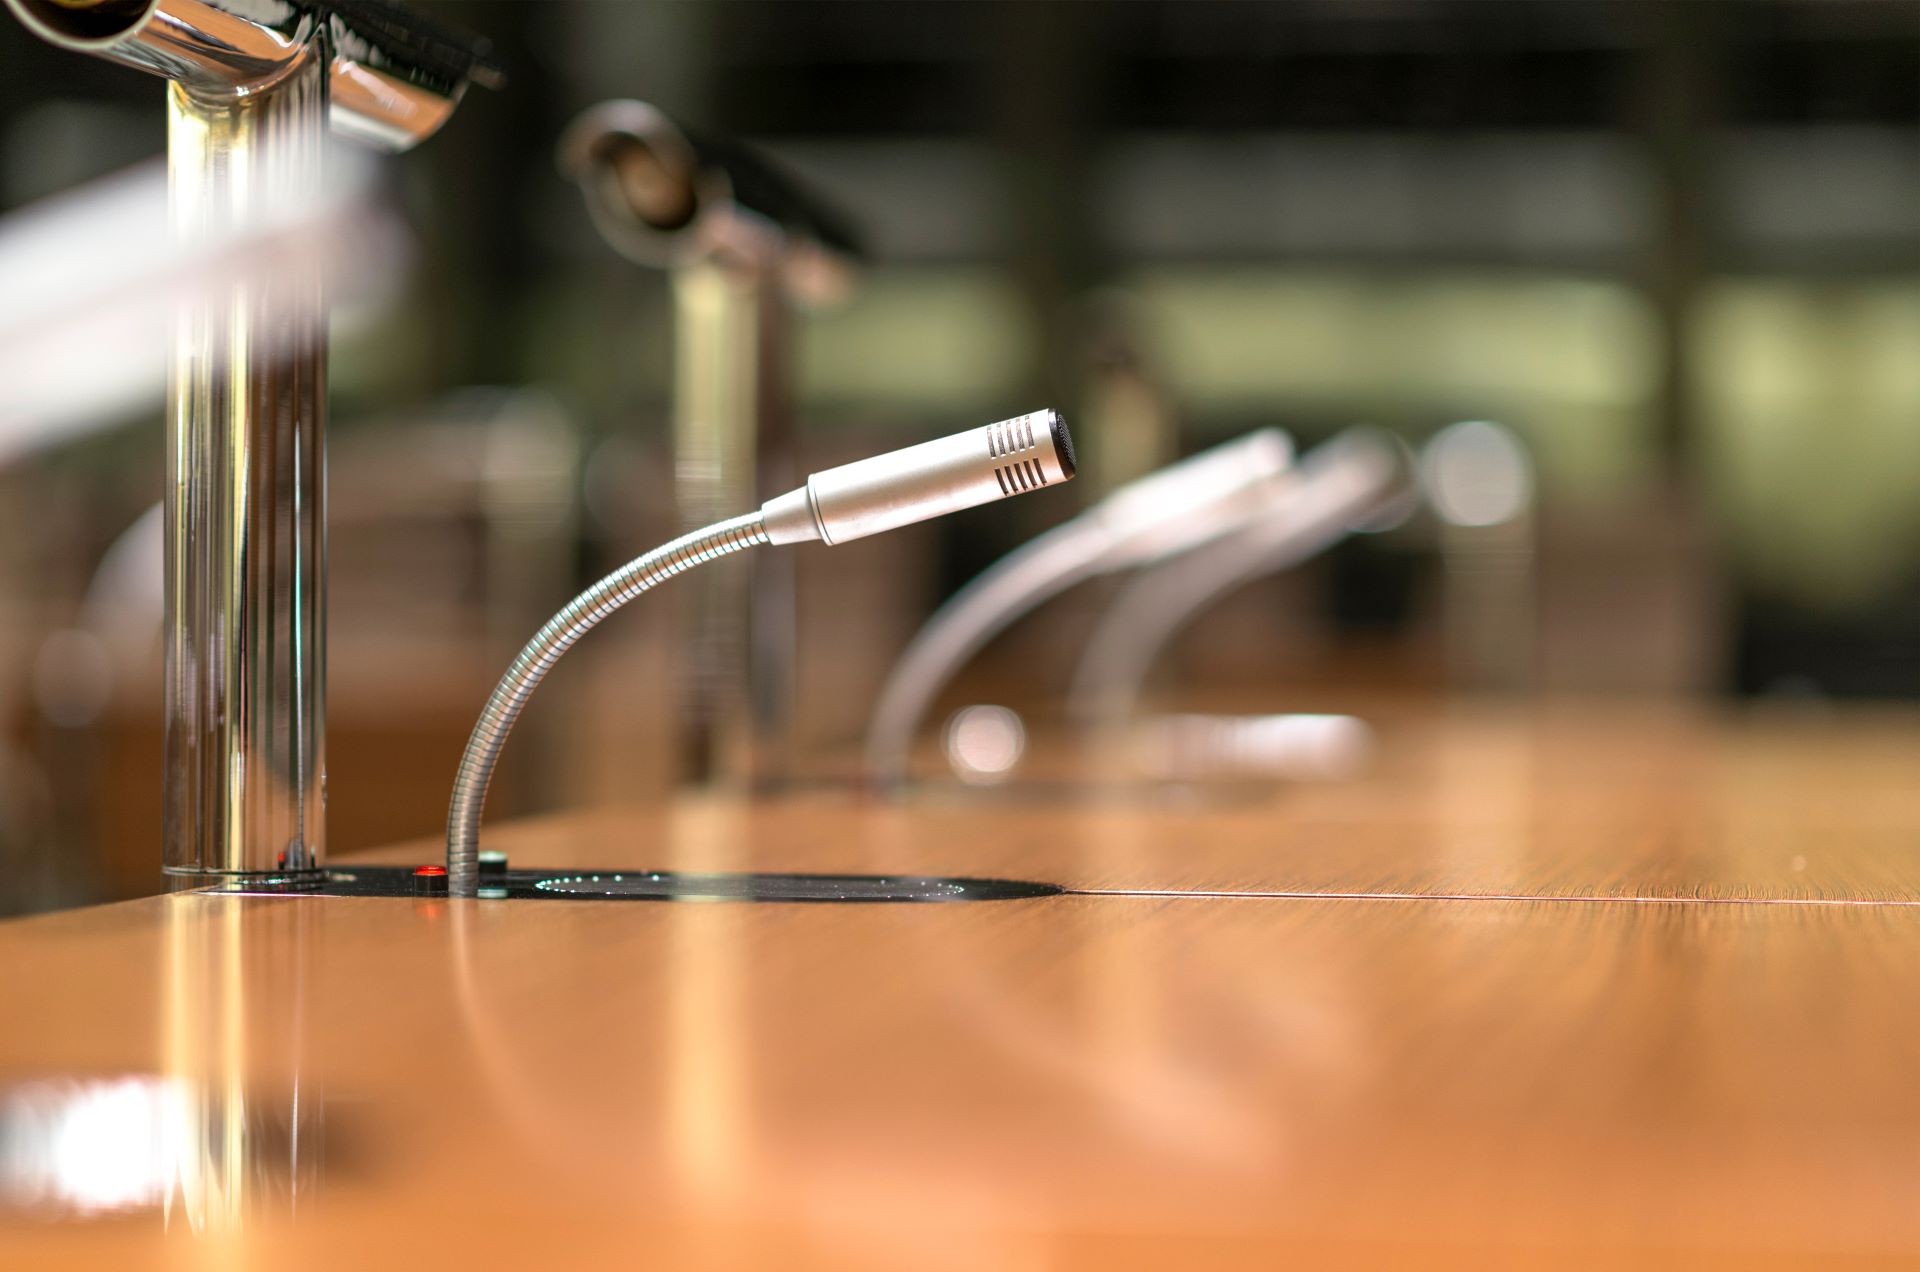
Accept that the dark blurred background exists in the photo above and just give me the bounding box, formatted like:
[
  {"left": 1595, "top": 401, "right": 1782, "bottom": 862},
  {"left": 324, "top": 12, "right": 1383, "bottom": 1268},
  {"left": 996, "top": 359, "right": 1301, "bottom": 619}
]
[{"left": 1, "top": 0, "right": 1916, "bottom": 911}]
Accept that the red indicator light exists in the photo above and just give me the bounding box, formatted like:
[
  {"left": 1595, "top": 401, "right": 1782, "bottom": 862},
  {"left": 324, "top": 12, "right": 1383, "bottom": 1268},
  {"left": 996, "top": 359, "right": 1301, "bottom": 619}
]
[{"left": 413, "top": 865, "right": 448, "bottom": 877}]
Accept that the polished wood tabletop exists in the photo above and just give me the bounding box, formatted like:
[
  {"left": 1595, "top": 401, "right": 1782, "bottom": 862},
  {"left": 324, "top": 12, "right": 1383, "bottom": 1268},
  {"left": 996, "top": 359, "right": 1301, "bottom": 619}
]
[{"left": 3, "top": 703, "right": 1918, "bottom": 1268}]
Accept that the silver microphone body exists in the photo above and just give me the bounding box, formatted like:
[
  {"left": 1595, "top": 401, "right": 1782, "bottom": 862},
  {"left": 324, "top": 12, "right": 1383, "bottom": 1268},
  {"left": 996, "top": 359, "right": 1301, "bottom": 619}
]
[{"left": 763, "top": 409, "right": 1075, "bottom": 546}]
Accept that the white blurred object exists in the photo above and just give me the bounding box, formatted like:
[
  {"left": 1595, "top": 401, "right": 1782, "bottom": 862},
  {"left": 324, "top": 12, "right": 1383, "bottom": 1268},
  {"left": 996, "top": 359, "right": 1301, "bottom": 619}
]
[
  {"left": 1423, "top": 420, "right": 1538, "bottom": 691},
  {"left": 1421, "top": 419, "right": 1535, "bottom": 528},
  {"left": 1129, "top": 713, "right": 1373, "bottom": 783},
  {"left": 0, "top": 151, "right": 404, "bottom": 461},
  {"left": 0, "top": 1077, "right": 189, "bottom": 1215},
  {"left": 943, "top": 704, "right": 1028, "bottom": 785}
]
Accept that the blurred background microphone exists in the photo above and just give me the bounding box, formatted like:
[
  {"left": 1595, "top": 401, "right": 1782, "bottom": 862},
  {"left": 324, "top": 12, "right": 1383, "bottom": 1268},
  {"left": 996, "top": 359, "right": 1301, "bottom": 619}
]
[
  {"left": 561, "top": 99, "right": 865, "bottom": 793},
  {"left": 863, "top": 428, "right": 1296, "bottom": 787},
  {"left": 447, "top": 409, "right": 1077, "bottom": 891}
]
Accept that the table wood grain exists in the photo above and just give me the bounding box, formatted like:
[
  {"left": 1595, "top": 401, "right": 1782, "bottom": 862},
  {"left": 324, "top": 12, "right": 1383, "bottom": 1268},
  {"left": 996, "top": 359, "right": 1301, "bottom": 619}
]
[
  {"left": 367, "top": 702, "right": 1920, "bottom": 903},
  {"left": 2, "top": 705, "right": 1918, "bottom": 1268}
]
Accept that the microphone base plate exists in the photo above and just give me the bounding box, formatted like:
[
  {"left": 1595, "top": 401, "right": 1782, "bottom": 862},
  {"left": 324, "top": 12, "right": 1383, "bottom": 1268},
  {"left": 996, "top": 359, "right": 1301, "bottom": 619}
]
[{"left": 196, "top": 866, "right": 1063, "bottom": 904}]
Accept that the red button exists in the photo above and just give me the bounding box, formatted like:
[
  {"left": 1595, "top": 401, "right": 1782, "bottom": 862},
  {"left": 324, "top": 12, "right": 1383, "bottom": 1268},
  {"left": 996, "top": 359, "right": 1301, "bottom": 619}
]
[{"left": 413, "top": 865, "right": 448, "bottom": 877}]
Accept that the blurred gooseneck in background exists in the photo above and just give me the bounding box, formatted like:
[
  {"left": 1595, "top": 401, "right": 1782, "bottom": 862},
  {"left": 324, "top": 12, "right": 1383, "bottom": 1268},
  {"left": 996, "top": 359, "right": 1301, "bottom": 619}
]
[
  {"left": 862, "top": 429, "right": 1297, "bottom": 790},
  {"left": 1068, "top": 429, "right": 1412, "bottom": 729}
]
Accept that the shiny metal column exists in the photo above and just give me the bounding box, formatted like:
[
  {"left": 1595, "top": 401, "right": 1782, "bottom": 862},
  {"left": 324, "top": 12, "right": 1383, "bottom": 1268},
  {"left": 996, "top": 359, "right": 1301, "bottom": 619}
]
[
  {"left": 671, "top": 261, "right": 793, "bottom": 787},
  {"left": 3, "top": 0, "right": 497, "bottom": 882},
  {"left": 164, "top": 56, "right": 327, "bottom": 879},
  {"left": 559, "top": 101, "right": 858, "bottom": 791}
]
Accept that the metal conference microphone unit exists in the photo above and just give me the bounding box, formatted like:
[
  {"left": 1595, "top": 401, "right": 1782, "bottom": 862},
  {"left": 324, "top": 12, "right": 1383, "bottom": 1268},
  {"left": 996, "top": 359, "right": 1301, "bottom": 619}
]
[{"left": 444, "top": 410, "right": 1076, "bottom": 897}]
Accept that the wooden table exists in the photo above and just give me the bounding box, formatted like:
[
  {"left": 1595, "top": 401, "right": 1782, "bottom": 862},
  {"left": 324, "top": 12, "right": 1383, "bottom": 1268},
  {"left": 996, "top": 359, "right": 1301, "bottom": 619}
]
[{"left": 3, "top": 703, "right": 1919, "bottom": 1267}]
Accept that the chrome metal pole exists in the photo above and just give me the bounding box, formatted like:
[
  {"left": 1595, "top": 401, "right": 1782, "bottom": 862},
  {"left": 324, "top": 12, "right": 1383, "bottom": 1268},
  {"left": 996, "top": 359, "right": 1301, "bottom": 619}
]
[
  {"left": 4, "top": 0, "right": 497, "bottom": 883},
  {"left": 163, "top": 59, "right": 328, "bottom": 879},
  {"left": 671, "top": 261, "right": 793, "bottom": 787}
]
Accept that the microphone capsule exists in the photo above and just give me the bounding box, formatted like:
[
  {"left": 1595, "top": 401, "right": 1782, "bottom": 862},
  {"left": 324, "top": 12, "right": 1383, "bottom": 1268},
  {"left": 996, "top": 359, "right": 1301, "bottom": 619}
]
[{"left": 763, "top": 410, "right": 1075, "bottom": 546}]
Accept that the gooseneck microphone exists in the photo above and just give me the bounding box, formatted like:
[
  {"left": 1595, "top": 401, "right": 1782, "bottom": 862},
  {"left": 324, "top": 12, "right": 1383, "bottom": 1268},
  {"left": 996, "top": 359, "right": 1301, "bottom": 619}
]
[
  {"left": 861, "top": 429, "right": 1296, "bottom": 789},
  {"left": 445, "top": 410, "right": 1074, "bottom": 896},
  {"left": 1067, "top": 428, "right": 1410, "bottom": 728}
]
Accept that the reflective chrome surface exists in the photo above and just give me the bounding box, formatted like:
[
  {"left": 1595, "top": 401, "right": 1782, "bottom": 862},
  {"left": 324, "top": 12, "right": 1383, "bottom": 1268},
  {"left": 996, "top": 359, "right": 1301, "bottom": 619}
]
[
  {"left": 775, "top": 409, "right": 1075, "bottom": 548},
  {"left": 164, "top": 55, "right": 328, "bottom": 879},
  {"left": 447, "top": 416, "right": 1071, "bottom": 893},
  {"left": 1, "top": 0, "right": 500, "bottom": 151},
  {"left": 446, "top": 512, "right": 772, "bottom": 895},
  {"left": 7, "top": 0, "right": 491, "bottom": 884},
  {"left": 672, "top": 263, "right": 793, "bottom": 788}
]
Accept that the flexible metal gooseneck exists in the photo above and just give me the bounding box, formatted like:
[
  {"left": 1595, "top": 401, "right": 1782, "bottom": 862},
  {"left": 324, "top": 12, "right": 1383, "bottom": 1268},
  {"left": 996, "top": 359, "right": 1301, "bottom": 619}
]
[
  {"left": 445, "top": 410, "right": 1076, "bottom": 897},
  {"left": 445, "top": 513, "right": 769, "bottom": 896}
]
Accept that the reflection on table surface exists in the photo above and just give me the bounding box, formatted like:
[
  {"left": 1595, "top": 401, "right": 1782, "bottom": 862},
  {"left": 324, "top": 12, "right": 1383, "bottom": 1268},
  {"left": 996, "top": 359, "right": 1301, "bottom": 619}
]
[{"left": 2, "top": 703, "right": 1918, "bottom": 1268}]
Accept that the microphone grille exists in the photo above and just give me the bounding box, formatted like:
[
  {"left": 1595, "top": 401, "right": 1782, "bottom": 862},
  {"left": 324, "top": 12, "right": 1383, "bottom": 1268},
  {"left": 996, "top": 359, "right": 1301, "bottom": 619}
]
[
  {"left": 987, "top": 410, "right": 1071, "bottom": 496},
  {"left": 1048, "top": 409, "right": 1077, "bottom": 478}
]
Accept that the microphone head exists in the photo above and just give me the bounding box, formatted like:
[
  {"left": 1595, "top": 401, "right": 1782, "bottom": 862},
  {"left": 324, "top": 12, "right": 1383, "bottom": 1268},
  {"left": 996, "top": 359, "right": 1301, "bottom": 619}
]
[
  {"left": 762, "top": 410, "right": 1075, "bottom": 546},
  {"left": 558, "top": 99, "right": 862, "bottom": 302}
]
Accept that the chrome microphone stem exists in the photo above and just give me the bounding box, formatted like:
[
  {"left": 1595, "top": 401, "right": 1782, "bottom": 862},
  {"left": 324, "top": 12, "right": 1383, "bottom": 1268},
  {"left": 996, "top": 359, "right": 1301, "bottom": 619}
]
[
  {"left": 163, "top": 51, "right": 329, "bottom": 880},
  {"left": 671, "top": 260, "right": 790, "bottom": 787},
  {"left": 6, "top": 0, "right": 495, "bottom": 885},
  {"left": 447, "top": 513, "right": 772, "bottom": 897},
  {"left": 560, "top": 100, "right": 861, "bottom": 792}
]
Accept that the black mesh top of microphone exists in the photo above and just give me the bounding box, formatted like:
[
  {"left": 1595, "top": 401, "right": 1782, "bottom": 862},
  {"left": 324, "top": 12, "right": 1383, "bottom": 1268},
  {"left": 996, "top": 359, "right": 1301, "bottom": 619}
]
[{"left": 1048, "top": 410, "right": 1077, "bottom": 479}]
